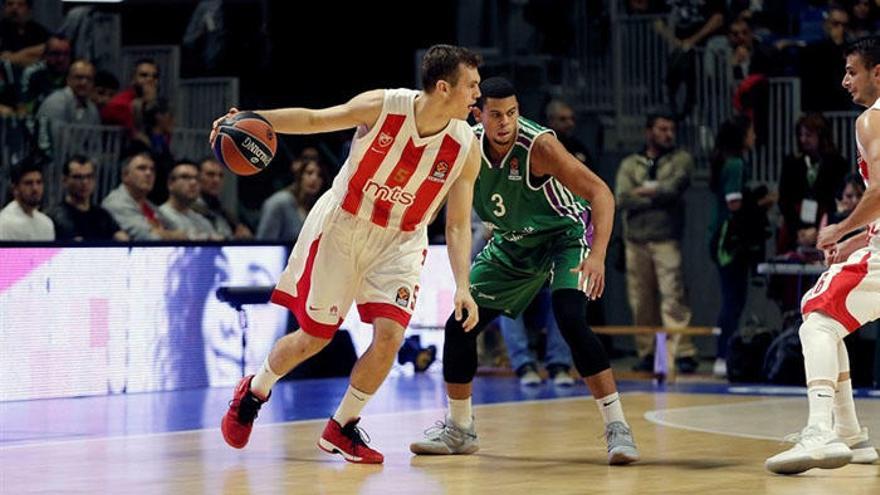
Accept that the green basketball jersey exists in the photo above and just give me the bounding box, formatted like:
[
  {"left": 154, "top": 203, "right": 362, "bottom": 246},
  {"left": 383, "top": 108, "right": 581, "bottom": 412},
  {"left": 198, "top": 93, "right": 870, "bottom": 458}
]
[{"left": 472, "top": 117, "right": 591, "bottom": 248}]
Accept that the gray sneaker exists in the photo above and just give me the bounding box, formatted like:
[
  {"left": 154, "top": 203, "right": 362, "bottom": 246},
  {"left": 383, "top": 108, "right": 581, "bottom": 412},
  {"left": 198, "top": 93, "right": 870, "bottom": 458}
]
[
  {"left": 410, "top": 418, "right": 479, "bottom": 455},
  {"left": 605, "top": 421, "right": 640, "bottom": 465}
]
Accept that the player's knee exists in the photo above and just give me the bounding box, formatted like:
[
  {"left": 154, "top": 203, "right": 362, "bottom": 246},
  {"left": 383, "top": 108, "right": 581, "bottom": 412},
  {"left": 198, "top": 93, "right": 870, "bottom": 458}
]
[
  {"left": 799, "top": 312, "right": 845, "bottom": 349},
  {"left": 551, "top": 289, "right": 610, "bottom": 377},
  {"left": 372, "top": 328, "right": 405, "bottom": 356},
  {"left": 443, "top": 312, "right": 479, "bottom": 383}
]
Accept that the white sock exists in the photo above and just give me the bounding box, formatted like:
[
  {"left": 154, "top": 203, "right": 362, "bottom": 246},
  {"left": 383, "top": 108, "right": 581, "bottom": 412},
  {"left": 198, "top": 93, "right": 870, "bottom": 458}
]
[
  {"left": 596, "top": 392, "right": 627, "bottom": 426},
  {"left": 250, "top": 356, "right": 281, "bottom": 400},
  {"left": 833, "top": 379, "right": 861, "bottom": 438},
  {"left": 332, "top": 386, "right": 372, "bottom": 426},
  {"left": 807, "top": 384, "right": 835, "bottom": 430},
  {"left": 448, "top": 397, "right": 473, "bottom": 429}
]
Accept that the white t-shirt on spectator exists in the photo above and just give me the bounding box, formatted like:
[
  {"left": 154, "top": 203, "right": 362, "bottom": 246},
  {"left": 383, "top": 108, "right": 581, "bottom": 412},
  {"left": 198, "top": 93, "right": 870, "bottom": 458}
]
[{"left": 0, "top": 200, "right": 55, "bottom": 241}]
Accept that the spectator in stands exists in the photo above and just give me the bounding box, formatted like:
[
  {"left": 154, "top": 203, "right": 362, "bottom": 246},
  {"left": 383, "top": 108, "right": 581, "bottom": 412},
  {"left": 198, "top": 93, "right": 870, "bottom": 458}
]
[
  {"left": 625, "top": 0, "right": 666, "bottom": 15},
  {"left": 0, "top": 58, "right": 15, "bottom": 115},
  {"left": 256, "top": 157, "right": 326, "bottom": 242},
  {"left": 545, "top": 99, "right": 592, "bottom": 164},
  {"left": 0, "top": 0, "right": 49, "bottom": 68},
  {"left": 849, "top": 0, "right": 878, "bottom": 38},
  {"left": 91, "top": 69, "right": 119, "bottom": 112},
  {"left": 142, "top": 98, "right": 175, "bottom": 204},
  {"left": 18, "top": 34, "right": 71, "bottom": 115},
  {"left": 0, "top": 157, "right": 53, "bottom": 241},
  {"left": 800, "top": 5, "right": 854, "bottom": 111},
  {"left": 47, "top": 155, "right": 127, "bottom": 241},
  {"left": 822, "top": 173, "right": 867, "bottom": 230},
  {"left": 655, "top": 0, "right": 726, "bottom": 118},
  {"left": 102, "top": 151, "right": 185, "bottom": 241},
  {"left": 777, "top": 113, "right": 848, "bottom": 252},
  {"left": 35, "top": 59, "right": 100, "bottom": 126},
  {"left": 194, "top": 156, "right": 253, "bottom": 239},
  {"left": 159, "top": 160, "right": 220, "bottom": 240},
  {"left": 101, "top": 58, "right": 159, "bottom": 135},
  {"left": 708, "top": 116, "right": 774, "bottom": 378},
  {"left": 615, "top": 110, "right": 697, "bottom": 374},
  {"left": 707, "top": 17, "right": 777, "bottom": 84}
]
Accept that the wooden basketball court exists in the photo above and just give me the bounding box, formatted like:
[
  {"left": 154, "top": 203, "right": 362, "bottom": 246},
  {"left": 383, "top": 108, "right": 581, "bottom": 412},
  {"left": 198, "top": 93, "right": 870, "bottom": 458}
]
[{"left": 2, "top": 383, "right": 877, "bottom": 494}]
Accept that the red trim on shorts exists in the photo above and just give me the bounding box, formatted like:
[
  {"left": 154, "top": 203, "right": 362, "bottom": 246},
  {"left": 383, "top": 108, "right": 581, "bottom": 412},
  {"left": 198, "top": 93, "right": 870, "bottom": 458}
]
[
  {"left": 357, "top": 302, "right": 412, "bottom": 328},
  {"left": 341, "top": 114, "right": 407, "bottom": 216},
  {"left": 400, "top": 134, "right": 462, "bottom": 231},
  {"left": 802, "top": 252, "right": 871, "bottom": 332},
  {"left": 269, "top": 236, "right": 341, "bottom": 339},
  {"left": 371, "top": 138, "right": 425, "bottom": 227}
]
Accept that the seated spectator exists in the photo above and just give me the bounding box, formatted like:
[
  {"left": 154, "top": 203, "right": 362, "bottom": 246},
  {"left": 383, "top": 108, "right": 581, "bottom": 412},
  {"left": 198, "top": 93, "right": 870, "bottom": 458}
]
[
  {"left": 849, "top": 0, "right": 877, "bottom": 38},
  {"left": 256, "top": 158, "right": 325, "bottom": 242},
  {"left": 0, "top": 58, "right": 15, "bottom": 115},
  {"left": 0, "top": 157, "right": 53, "bottom": 241},
  {"left": 18, "top": 34, "right": 70, "bottom": 115},
  {"left": 625, "top": 0, "right": 665, "bottom": 15},
  {"left": 193, "top": 156, "right": 253, "bottom": 239},
  {"left": 91, "top": 69, "right": 119, "bottom": 112},
  {"left": 142, "top": 98, "right": 175, "bottom": 204},
  {"left": 545, "top": 99, "right": 592, "bottom": 164},
  {"left": 822, "top": 173, "right": 867, "bottom": 232},
  {"left": 777, "top": 113, "right": 848, "bottom": 252},
  {"left": 158, "top": 160, "right": 220, "bottom": 240},
  {"left": 101, "top": 58, "right": 159, "bottom": 135},
  {"left": 101, "top": 151, "right": 185, "bottom": 241},
  {"left": 706, "top": 17, "right": 777, "bottom": 83},
  {"left": 35, "top": 59, "right": 100, "bottom": 126},
  {"left": 47, "top": 155, "right": 128, "bottom": 241},
  {"left": 800, "top": 6, "right": 854, "bottom": 111},
  {"left": 0, "top": 0, "right": 49, "bottom": 68}
]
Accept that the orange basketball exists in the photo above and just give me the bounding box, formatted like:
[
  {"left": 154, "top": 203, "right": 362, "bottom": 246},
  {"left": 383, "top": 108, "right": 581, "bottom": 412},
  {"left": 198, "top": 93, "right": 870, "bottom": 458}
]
[{"left": 211, "top": 111, "right": 277, "bottom": 176}]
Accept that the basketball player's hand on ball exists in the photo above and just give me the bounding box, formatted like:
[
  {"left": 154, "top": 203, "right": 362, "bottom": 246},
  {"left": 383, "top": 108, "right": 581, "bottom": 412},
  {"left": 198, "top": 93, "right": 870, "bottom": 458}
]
[
  {"left": 210, "top": 107, "right": 240, "bottom": 145},
  {"left": 572, "top": 255, "right": 605, "bottom": 301},
  {"left": 454, "top": 288, "right": 479, "bottom": 332}
]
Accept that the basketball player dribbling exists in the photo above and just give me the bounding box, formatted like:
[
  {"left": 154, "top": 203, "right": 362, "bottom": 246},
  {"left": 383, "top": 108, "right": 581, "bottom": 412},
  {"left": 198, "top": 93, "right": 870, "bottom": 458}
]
[
  {"left": 765, "top": 36, "right": 880, "bottom": 475},
  {"left": 213, "top": 44, "right": 483, "bottom": 464}
]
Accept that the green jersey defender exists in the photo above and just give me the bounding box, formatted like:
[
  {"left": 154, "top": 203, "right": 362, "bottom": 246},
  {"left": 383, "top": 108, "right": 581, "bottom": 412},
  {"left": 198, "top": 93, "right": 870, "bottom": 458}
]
[{"left": 469, "top": 116, "right": 593, "bottom": 316}]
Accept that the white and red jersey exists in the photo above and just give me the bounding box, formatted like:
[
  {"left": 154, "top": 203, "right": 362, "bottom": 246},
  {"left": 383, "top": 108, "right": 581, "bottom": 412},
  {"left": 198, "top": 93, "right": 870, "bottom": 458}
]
[
  {"left": 854, "top": 98, "right": 880, "bottom": 247},
  {"left": 329, "top": 88, "right": 474, "bottom": 232}
]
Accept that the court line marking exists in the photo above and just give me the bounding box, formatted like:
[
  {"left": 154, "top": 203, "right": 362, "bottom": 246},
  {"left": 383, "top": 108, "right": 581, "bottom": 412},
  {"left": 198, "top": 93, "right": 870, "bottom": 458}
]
[
  {"left": 643, "top": 397, "right": 799, "bottom": 442},
  {"left": 0, "top": 393, "right": 622, "bottom": 451}
]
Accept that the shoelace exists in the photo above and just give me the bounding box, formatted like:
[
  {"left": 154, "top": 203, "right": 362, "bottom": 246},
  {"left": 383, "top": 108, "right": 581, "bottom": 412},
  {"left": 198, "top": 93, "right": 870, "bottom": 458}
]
[
  {"left": 341, "top": 422, "right": 372, "bottom": 446},
  {"left": 423, "top": 420, "right": 449, "bottom": 439},
  {"left": 604, "top": 423, "right": 635, "bottom": 446}
]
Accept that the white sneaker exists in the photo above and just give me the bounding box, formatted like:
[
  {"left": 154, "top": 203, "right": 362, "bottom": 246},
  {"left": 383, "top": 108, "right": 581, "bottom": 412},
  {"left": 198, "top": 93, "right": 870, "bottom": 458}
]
[
  {"left": 840, "top": 427, "right": 879, "bottom": 464},
  {"left": 712, "top": 358, "right": 727, "bottom": 378},
  {"left": 550, "top": 367, "right": 575, "bottom": 387},
  {"left": 765, "top": 425, "right": 853, "bottom": 475},
  {"left": 517, "top": 365, "right": 542, "bottom": 387}
]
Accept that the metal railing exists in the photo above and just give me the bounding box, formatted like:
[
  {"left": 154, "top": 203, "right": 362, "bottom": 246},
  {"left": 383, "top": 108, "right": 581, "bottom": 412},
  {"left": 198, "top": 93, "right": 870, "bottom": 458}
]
[{"left": 178, "top": 77, "right": 240, "bottom": 129}]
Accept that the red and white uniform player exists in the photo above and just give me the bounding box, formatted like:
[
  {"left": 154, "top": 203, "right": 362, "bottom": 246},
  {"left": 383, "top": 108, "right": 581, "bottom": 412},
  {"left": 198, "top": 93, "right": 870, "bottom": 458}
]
[
  {"left": 272, "top": 88, "right": 477, "bottom": 334},
  {"left": 766, "top": 39, "right": 880, "bottom": 475},
  {"left": 215, "top": 45, "right": 483, "bottom": 465}
]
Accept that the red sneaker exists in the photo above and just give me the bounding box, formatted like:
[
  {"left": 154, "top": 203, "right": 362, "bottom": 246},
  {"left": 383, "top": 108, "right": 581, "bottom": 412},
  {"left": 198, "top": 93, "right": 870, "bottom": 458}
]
[
  {"left": 317, "top": 418, "right": 384, "bottom": 464},
  {"left": 221, "top": 375, "right": 268, "bottom": 449}
]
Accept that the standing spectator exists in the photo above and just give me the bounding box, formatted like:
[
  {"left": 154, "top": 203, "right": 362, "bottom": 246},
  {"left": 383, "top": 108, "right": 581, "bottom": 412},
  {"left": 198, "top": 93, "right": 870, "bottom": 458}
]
[
  {"left": 616, "top": 111, "right": 697, "bottom": 374},
  {"left": 0, "top": 58, "right": 15, "bottom": 115},
  {"left": 777, "top": 113, "right": 849, "bottom": 252},
  {"left": 18, "top": 34, "right": 71, "bottom": 115},
  {"left": 256, "top": 157, "right": 326, "bottom": 242},
  {"left": 101, "top": 58, "right": 159, "bottom": 135},
  {"left": 194, "top": 156, "right": 252, "bottom": 239},
  {"left": 91, "top": 69, "right": 119, "bottom": 112},
  {"left": 159, "top": 160, "right": 219, "bottom": 240},
  {"left": 545, "top": 99, "right": 592, "bottom": 164},
  {"left": 708, "top": 116, "right": 774, "bottom": 377},
  {"left": 101, "top": 151, "right": 184, "bottom": 241},
  {"left": 706, "top": 17, "right": 777, "bottom": 84},
  {"left": 36, "top": 59, "right": 101, "bottom": 126},
  {"left": 0, "top": 157, "right": 53, "bottom": 241},
  {"left": 47, "top": 155, "right": 128, "bottom": 241},
  {"left": 655, "top": 0, "right": 726, "bottom": 118},
  {"left": 800, "top": 6, "right": 854, "bottom": 111},
  {"left": 0, "top": 0, "right": 49, "bottom": 68}
]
